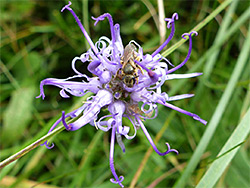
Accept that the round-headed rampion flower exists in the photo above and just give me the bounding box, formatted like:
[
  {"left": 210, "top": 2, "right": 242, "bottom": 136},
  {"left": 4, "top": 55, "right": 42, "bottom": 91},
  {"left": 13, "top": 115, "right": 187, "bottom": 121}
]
[{"left": 37, "top": 2, "right": 207, "bottom": 187}]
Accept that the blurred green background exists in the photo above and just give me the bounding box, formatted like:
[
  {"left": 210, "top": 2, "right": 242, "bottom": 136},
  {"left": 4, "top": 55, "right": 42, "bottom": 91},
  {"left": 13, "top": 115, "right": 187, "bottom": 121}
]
[{"left": 0, "top": 0, "right": 249, "bottom": 187}]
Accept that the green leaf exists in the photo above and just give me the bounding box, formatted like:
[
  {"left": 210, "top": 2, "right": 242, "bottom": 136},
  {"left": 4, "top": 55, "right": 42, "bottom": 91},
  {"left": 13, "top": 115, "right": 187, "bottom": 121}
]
[
  {"left": 3, "top": 86, "right": 36, "bottom": 142},
  {"left": 225, "top": 164, "right": 250, "bottom": 187},
  {"left": 196, "top": 108, "right": 250, "bottom": 188}
]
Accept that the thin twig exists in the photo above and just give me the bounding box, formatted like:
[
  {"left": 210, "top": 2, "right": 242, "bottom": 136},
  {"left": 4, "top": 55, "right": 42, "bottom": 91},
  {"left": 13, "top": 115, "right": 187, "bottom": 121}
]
[{"left": 141, "top": 0, "right": 159, "bottom": 31}]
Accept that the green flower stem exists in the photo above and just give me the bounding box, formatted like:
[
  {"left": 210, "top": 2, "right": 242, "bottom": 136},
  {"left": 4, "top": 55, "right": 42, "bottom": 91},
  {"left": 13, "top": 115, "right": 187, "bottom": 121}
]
[
  {"left": 0, "top": 125, "right": 65, "bottom": 169},
  {"left": 82, "top": 0, "right": 90, "bottom": 49},
  {"left": 161, "top": 0, "right": 233, "bottom": 57}
]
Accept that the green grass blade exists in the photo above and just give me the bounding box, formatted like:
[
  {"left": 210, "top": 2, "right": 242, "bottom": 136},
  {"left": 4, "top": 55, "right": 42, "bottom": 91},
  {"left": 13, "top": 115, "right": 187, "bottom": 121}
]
[
  {"left": 82, "top": 0, "right": 90, "bottom": 49},
  {"left": 174, "top": 13, "right": 250, "bottom": 188},
  {"left": 196, "top": 108, "right": 250, "bottom": 188},
  {"left": 71, "top": 130, "right": 104, "bottom": 187},
  {"left": 203, "top": 0, "right": 238, "bottom": 78},
  {"left": 162, "top": 0, "right": 233, "bottom": 57},
  {"left": 169, "top": 5, "right": 250, "bottom": 96}
]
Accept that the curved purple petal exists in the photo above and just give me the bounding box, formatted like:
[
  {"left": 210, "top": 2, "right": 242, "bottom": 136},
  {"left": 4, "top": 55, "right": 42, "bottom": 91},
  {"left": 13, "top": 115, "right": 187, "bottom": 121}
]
[
  {"left": 109, "top": 125, "right": 124, "bottom": 187},
  {"left": 152, "top": 13, "right": 178, "bottom": 57},
  {"left": 41, "top": 141, "right": 54, "bottom": 149},
  {"left": 158, "top": 100, "right": 207, "bottom": 125},
  {"left": 97, "top": 114, "right": 116, "bottom": 132},
  {"left": 166, "top": 73, "right": 203, "bottom": 80},
  {"left": 114, "top": 23, "right": 124, "bottom": 59},
  {"left": 167, "top": 31, "right": 198, "bottom": 74},
  {"left": 41, "top": 108, "right": 81, "bottom": 148},
  {"left": 116, "top": 132, "right": 126, "bottom": 153},
  {"left": 136, "top": 116, "right": 178, "bottom": 155},
  {"left": 92, "top": 13, "right": 115, "bottom": 43},
  {"left": 123, "top": 115, "right": 138, "bottom": 140},
  {"left": 108, "top": 101, "right": 129, "bottom": 136},
  {"left": 167, "top": 94, "right": 194, "bottom": 101},
  {"left": 69, "top": 90, "right": 113, "bottom": 131},
  {"left": 61, "top": 1, "right": 104, "bottom": 62},
  {"left": 61, "top": 111, "right": 71, "bottom": 130},
  {"left": 36, "top": 76, "right": 102, "bottom": 100}
]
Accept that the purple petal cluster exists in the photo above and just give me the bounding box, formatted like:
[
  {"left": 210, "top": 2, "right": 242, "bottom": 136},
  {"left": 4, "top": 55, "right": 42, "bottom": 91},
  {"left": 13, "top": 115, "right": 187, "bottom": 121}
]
[{"left": 37, "top": 2, "right": 207, "bottom": 187}]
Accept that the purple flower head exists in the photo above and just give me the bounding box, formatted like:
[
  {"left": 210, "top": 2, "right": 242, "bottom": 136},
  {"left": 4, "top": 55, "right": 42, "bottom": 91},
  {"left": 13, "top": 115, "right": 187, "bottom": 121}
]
[{"left": 37, "top": 2, "right": 207, "bottom": 187}]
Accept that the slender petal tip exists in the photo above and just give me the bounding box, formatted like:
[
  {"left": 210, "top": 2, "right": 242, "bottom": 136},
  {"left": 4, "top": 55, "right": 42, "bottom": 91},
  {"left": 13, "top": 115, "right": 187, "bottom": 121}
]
[
  {"left": 91, "top": 16, "right": 99, "bottom": 26},
  {"left": 166, "top": 143, "right": 179, "bottom": 155},
  {"left": 190, "top": 31, "right": 198, "bottom": 36},
  {"left": 165, "top": 13, "right": 178, "bottom": 28},
  {"left": 41, "top": 141, "right": 54, "bottom": 149},
  {"left": 62, "top": 111, "right": 71, "bottom": 130},
  {"left": 172, "top": 13, "right": 179, "bottom": 20},
  {"left": 110, "top": 176, "right": 124, "bottom": 187},
  {"left": 194, "top": 72, "right": 203, "bottom": 76},
  {"left": 201, "top": 119, "right": 208, "bottom": 125},
  {"left": 193, "top": 115, "right": 207, "bottom": 125},
  {"left": 182, "top": 31, "right": 198, "bottom": 39},
  {"left": 36, "top": 93, "right": 44, "bottom": 99},
  {"left": 61, "top": 1, "right": 72, "bottom": 12},
  {"left": 92, "top": 13, "right": 111, "bottom": 26}
]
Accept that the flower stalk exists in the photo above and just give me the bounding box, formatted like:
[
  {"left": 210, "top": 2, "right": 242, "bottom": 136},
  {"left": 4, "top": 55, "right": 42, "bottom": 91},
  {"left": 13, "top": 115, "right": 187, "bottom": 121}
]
[{"left": 0, "top": 125, "right": 65, "bottom": 169}]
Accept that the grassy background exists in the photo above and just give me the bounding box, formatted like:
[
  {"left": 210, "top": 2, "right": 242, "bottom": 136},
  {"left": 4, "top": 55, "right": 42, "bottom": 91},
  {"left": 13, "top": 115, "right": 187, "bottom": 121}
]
[{"left": 0, "top": 0, "right": 249, "bottom": 187}]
